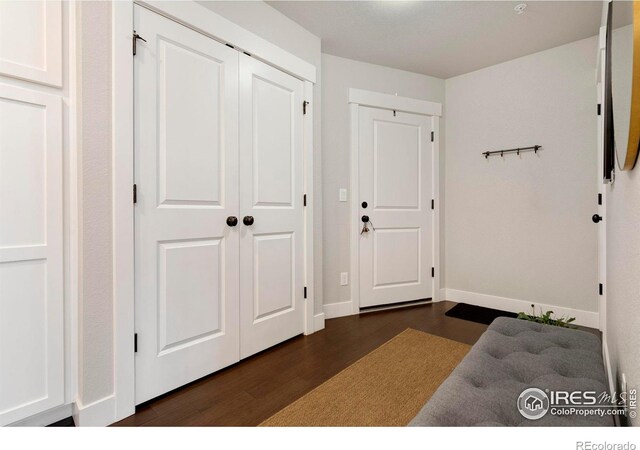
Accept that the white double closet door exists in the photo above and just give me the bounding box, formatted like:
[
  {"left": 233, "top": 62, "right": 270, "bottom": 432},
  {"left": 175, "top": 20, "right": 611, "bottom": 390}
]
[{"left": 134, "top": 6, "right": 305, "bottom": 404}]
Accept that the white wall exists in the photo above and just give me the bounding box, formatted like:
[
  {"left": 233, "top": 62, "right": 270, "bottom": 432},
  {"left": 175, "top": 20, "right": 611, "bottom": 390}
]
[
  {"left": 444, "top": 36, "right": 599, "bottom": 320},
  {"left": 605, "top": 156, "right": 640, "bottom": 428},
  {"left": 199, "top": 0, "right": 325, "bottom": 315},
  {"left": 77, "top": 0, "right": 113, "bottom": 408},
  {"left": 321, "top": 54, "right": 445, "bottom": 309},
  {"left": 605, "top": 24, "right": 640, "bottom": 427}
]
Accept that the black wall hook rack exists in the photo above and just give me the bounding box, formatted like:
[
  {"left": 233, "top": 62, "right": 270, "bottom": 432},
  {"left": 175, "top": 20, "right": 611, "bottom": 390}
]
[{"left": 482, "top": 145, "right": 542, "bottom": 159}]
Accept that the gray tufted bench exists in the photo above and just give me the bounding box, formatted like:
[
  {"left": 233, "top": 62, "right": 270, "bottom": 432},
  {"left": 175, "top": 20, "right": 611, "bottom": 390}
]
[{"left": 410, "top": 317, "right": 613, "bottom": 426}]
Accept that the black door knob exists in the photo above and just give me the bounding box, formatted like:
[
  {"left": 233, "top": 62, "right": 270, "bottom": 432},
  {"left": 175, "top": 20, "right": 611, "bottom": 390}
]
[
  {"left": 592, "top": 214, "right": 602, "bottom": 223},
  {"left": 243, "top": 215, "right": 255, "bottom": 226},
  {"left": 361, "top": 215, "right": 369, "bottom": 223},
  {"left": 226, "top": 216, "right": 238, "bottom": 227}
]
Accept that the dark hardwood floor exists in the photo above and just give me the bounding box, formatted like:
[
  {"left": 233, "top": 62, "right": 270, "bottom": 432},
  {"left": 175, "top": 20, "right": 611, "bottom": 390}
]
[
  {"left": 113, "top": 300, "right": 597, "bottom": 427},
  {"left": 114, "top": 301, "right": 489, "bottom": 427}
]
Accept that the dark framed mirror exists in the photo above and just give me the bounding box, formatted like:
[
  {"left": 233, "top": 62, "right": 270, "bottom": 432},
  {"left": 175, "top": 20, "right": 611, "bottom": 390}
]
[{"left": 605, "top": 0, "right": 640, "bottom": 179}]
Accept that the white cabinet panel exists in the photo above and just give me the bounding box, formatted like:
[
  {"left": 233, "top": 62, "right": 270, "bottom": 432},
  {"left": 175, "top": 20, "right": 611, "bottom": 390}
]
[
  {"left": 0, "top": 1, "right": 62, "bottom": 87},
  {"left": 0, "top": 84, "right": 63, "bottom": 426},
  {"left": 0, "top": 95, "right": 46, "bottom": 247}
]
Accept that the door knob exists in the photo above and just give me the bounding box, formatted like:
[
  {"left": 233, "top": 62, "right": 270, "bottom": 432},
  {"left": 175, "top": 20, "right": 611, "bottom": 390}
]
[
  {"left": 361, "top": 215, "right": 369, "bottom": 223},
  {"left": 592, "top": 214, "right": 602, "bottom": 223},
  {"left": 243, "top": 215, "right": 255, "bottom": 226},
  {"left": 226, "top": 216, "right": 238, "bottom": 227}
]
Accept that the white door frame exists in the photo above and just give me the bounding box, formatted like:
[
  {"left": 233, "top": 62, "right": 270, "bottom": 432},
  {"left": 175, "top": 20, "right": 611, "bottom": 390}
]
[
  {"left": 112, "top": 0, "right": 316, "bottom": 424},
  {"left": 596, "top": 24, "right": 615, "bottom": 403},
  {"left": 348, "top": 88, "right": 442, "bottom": 315},
  {"left": 596, "top": 26, "right": 607, "bottom": 335}
]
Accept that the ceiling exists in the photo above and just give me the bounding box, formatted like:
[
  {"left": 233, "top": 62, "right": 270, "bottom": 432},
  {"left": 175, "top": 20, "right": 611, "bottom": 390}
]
[{"left": 267, "top": 1, "right": 604, "bottom": 79}]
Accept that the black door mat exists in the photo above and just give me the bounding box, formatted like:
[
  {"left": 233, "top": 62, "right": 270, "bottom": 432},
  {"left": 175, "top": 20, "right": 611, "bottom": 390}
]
[
  {"left": 445, "top": 302, "right": 518, "bottom": 325},
  {"left": 47, "top": 416, "right": 75, "bottom": 427}
]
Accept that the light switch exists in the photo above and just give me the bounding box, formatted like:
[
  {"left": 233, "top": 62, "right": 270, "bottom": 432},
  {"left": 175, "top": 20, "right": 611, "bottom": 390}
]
[{"left": 339, "top": 188, "right": 347, "bottom": 202}]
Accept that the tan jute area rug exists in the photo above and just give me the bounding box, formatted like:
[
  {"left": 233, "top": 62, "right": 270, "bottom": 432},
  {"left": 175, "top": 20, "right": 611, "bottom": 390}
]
[{"left": 260, "top": 328, "right": 470, "bottom": 427}]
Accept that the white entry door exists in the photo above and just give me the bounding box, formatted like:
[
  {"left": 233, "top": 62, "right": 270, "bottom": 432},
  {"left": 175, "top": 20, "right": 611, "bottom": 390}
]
[
  {"left": 134, "top": 6, "right": 240, "bottom": 404},
  {"left": 358, "top": 107, "right": 433, "bottom": 308},
  {"left": 238, "top": 54, "right": 305, "bottom": 358}
]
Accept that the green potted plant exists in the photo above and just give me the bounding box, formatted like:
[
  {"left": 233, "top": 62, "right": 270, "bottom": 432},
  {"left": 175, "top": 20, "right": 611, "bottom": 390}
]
[{"left": 517, "top": 304, "right": 576, "bottom": 328}]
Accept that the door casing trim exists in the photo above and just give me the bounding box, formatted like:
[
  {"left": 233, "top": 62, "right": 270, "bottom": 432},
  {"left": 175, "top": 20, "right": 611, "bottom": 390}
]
[
  {"left": 346, "top": 89, "right": 442, "bottom": 317},
  {"left": 112, "top": 0, "right": 316, "bottom": 425}
]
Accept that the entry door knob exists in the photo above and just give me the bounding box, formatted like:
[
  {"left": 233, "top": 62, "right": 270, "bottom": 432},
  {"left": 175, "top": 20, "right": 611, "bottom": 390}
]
[
  {"left": 226, "top": 216, "right": 238, "bottom": 227},
  {"left": 243, "top": 215, "right": 255, "bottom": 226},
  {"left": 592, "top": 214, "right": 602, "bottom": 223},
  {"left": 361, "top": 215, "right": 369, "bottom": 223}
]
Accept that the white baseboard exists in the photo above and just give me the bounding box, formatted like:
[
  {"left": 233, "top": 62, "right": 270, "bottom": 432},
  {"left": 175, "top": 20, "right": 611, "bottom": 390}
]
[
  {"left": 602, "top": 335, "right": 620, "bottom": 426},
  {"left": 324, "top": 301, "right": 354, "bottom": 319},
  {"left": 73, "top": 394, "right": 116, "bottom": 427},
  {"left": 314, "top": 312, "right": 326, "bottom": 331},
  {"left": 602, "top": 334, "right": 616, "bottom": 395},
  {"left": 441, "top": 288, "right": 599, "bottom": 329},
  {"left": 9, "top": 403, "right": 73, "bottom": 427}
]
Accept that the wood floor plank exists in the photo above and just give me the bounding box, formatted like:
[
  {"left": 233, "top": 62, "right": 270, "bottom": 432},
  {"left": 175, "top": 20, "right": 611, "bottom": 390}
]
[{"left": 114, "top": 301, "right": 569, "bottom": 427}]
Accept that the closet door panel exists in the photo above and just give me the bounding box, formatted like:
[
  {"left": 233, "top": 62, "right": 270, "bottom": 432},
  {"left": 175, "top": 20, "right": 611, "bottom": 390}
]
[
  {"left": 239, "top": 54, "right": 305, "bottom": 359},
  {"left": 133, "top": 5, "right": 240, "bottom": 404},
  {"left": 0, "top": 84, "right": 63, "bottom": 426}
]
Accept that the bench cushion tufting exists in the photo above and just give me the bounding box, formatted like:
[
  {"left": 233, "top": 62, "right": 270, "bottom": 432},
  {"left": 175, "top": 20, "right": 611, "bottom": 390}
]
[{"left": 409, "top": 317, "right": 613, "bottom": 426}]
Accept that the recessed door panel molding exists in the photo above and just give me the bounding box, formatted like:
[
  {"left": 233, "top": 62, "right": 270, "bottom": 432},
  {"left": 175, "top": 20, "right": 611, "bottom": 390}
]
[
  {"left": 0, "top": 0, "right": 62, "bottom": 87},
  {"left": 0, "top": 84, "right": 63, "bottom": 425},
  {"left": 253, "top": 233, "right": 295, "bottom": 321},
  {"left": 157, "top": 238, "right": 224, "bottom": 354},
  {"left": 158, "top": 38, "right": 223, "bottom": 207},
  {"left": 239, "top": 53, "right": 304, "bottom": 359},
  {"left": 359, "top": 107, "right": 433, "bottom": 308},
  {"left": 252, "top": 75, "right": 295, "bottom": 208},
  {"left": 134, "top": 6, "right": 240, "bottom": 404},
  {"left": 374, "top": 120, "right": 421, "bottom": 210},
  {"left": 373, "top": 228, "right": 421, "bottom": 288}
]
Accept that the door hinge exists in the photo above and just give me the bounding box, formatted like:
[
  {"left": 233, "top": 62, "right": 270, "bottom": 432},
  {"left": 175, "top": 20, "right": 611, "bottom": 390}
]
[
  {"left": 598, "top": 193, "right": 602, "bottom": 205},
  {"left": 134, "top": 333, "right": 138, "bottom": 353},
  {"left": 133, "top": 184, "right": 137, "bottom": 204},
  {"left": 599, "top": 283, "right": 603, "bottom": 296},
  {"left": 431, "top": 199, "right": 435, "bottom": 210},
  {"left": 133, "top": 32, "right": 146, "bottom": 56},
  {"left": 303, "top": 194, "right": 307, "bottom": 206},
  {"left": 303, "top": 101, "right": 309, "bottom": 115},
  {"left": 431, "top": 267, "right": 435, "bottom": 278},
  {"left": 597, "top": 103, "right": 602, "bottom": 116},
  {"left": 304, "top": 286, "right": 307, "bottom": 299},
  {"left": 431, "top": 131, "right": 434, "bottom": 142}
]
